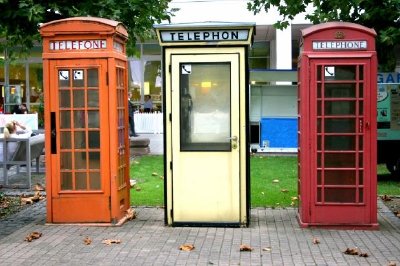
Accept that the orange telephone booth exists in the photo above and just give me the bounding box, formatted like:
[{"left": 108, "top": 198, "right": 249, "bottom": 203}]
[
  {"left": 298, "top": 22, "right": 378, "bottom": 229},
  {"left": 40, "top": 17, "right": 130, "bottom": 224}
]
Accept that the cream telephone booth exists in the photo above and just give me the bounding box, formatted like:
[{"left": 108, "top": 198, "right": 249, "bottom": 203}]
[{"left": 155, "top": 22, "right": 255, "bottom": 226}]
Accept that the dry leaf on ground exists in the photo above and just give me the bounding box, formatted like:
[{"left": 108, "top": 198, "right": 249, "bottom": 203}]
[
  {"left": 281, "top": 189, "right": 289, "bottom": 193},
  {"left": 102, "top": 239, "right": 121, "bottom": 245},
  {"left": 344, "top": 247, "right": 359, "bottom": 255},
  {"left": 240, "top": 244, "right": 253, "bottom": 251},
  {"left": 24, "top": 231, "right": 42, "bottom": 242},
  {"left": 262, "top": 247, "right": 272, "bottom": 251},
  {"left": 312, "top": 237, "right": 320, "bottom": 244},
  {"left": 381, "top": 195, "right": 392, "bottom": 201},
  {"left": 388, "top": 261, "right": 396, "bottom": 266},
  {"left": 179, "top": 244, "right": 195, "bottom": 251},
  {"left": 152, "top": 172, "right": 158, "bottom": 176},
  {"left": 125, "top": 208, "right": 136, "bottom": 221},
  {"left": 34, "top": 183, "right": 45, "bottom": 191},
  {"left": 272, "top": 179, "right": 279, "bottom": 183},
  {"left": 83, "top": 236, "right": 92, "bottom": 245},
  {"left": 359, "top": 252, "right": 369, "bottom": 257}
]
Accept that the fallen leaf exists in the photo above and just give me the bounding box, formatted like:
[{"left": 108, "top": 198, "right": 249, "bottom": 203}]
[
  {"left": 179, "top": 244, "right": 195, "bottom": 251},
  {"left": 381, "top": 195, "right": 392, "bottom": 201},
  {"left": 272, "top": 179, "right": 280, "bottom": 183},
  {"left": 152, "top": 172, "right": 158, "bottom": 176},
  {"left": 24, "top": 231, "right": 42, "bottom": 242},
  {"left": 135, "top": 186, "right": 141, "bottom": 191},
  {"left": 32, "top": 191, "right": 41, "bottom": 202},
  {"left": 125, "top": 208, "right": 136, "bottom": 221},
  {"left": 159, "top": 176, "right": 164, "bottom": 180},
  {"left": 280, "top": 189, "right": 289, "bottom": 193},
  {"left": 291, "top": 196, "right": 298, "bottom": 201},
  {"left": 240, "top": 244, "right": 253, "bottom": 251},
  {"left": 34, "top": 183, "right": 45, "bottom": 191},
  {"left": 388, "top": 261, "right": 396, "bottom": 266},
  {"left": 344, "top": 247, "right": 359, "bottom": 255},
  {"left": 312, "top": 237, "right": 320, "bottom": 244},
  {"left": 359, "top": 252, "right": 369, "bottom": 257},
  {"left": 261, "top": 192, "right": 265, "bottom": 195},
  {"left": 290, "top": 201, "right": 296, "bottom": 206},
  {"left": 20, "top": 197, "right": 33, "bottom": 205},
  {"left": 130, "top": 180, "right": 137, "bottom": 188},
  {"left": 397, "top": 213, "right": 400, "bottom": 218},
  {"left": 102, "top": 239, "right": 121, "bottom": 245},
  {"left": 83, "top": 236, "right": 92, "bottom": 245},
  {"left": 262, "top": 247, "right": 271, "bottom": 251},
  {"left": 133, "top": 161, "right": 140, "bottom": 164}
]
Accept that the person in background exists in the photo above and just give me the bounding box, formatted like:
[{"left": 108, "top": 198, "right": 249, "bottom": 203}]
[
  {"left": 0, "top": 120, "right": 32, "bottom": 161},
  {"left": 128, "top": 92, "right": 139, "bottom": 137},
  {"left": 12, "top": 104, "right": 29, "bottom": 114},
  {"left": 143, "top": 95, "right": 153, "bottom": 113}
]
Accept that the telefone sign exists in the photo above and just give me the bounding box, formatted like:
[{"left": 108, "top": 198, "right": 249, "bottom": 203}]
[{"left": 50, "top": 40, "right": 107, "bottom": 50}]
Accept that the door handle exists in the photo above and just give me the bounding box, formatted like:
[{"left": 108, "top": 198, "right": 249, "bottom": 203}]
[{"left": 228, "top": 136, "right": 238, "bottom": 149}]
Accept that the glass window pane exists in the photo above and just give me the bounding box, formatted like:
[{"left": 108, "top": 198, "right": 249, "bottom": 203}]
[
  {"left": 89, "top": 172, "right": 101, "bottom": 190},
  {"left": 88, "top": 111, "right": 99, "bottom": 128},
  {"left": 324, "top": 170, "right": 356, "bottom": 185},
  {"left": 74, "top": 110, "right": 86, "bottom": 128},
  {"left": 324, "top": 65, "right": 356, "bottom": 80},
  {"left": 75, "top": 152, "right": 87, "bottom": 169},
  {"left": 73, "top": 90, "right": 85, "bottom": 108},
  {"left": 75, "top": 172, "right": 87, "bottom": 190},
  {"left": 74, "top": 131, "right": 86, "bottom": 149},
  {"left": 58, "top": 70, "right": 70, "bottom": 88},
  {"left": 72, "top": 69, "right": 84, "bottom": 87},
  {"left": 325, "top": 101, "right": 355, "bottom": 115},
  {"left": 143, "top": 43, "right": 161, "bottom": 55},
  {"left": 324, "top": 153, "right": 356, "bottom": 168},
  {"left": 88, "top": 90, "right": 99, "bottom": 107},
  {"left": 87, "top": 68, "right": 98, "bottom": 87},
  {"left": 61, "top": 172, "right": 72, "bottom": 190},
  {"left": 59, "top": 90, "right": 71, "bottom": 108},
  {"left": 325, "top": 188, "right": 356, "bottom": 203},
  {"left": 60, "top": 111, "right": 71, "bottom": 129},
  {"left": 180, "top": 63, "right": 231, "bottom": 151},
  {"left": 325, "top": 118, "right": 355, "bottom": 133},
  {"left": 29, "top": 63, "right": 43, "bottom": 104},
  {"left": 325, "top": 136, "right": 355, "bottom": 150},
  {"left": 60, "top": 131, "right": 71, "bottom": 149},
  {"left": 60, "top": 152, "right": 72, "bottom": 169},
  {"left": 325, "top": 84, "right": 356, "bottom": 98},
  {"left": 89, "top": 152, "right": 100, "bottom": 169},
  {"left": 88, "top": 131, "right": 100, "bottom": 148}
]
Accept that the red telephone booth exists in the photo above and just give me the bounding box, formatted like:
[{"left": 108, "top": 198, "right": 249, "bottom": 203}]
[
  {"left": 298, "top": 22, "right": 378, "bottom": 229},
  {"left": 40, "top": 17, "right": 131, "bottom": 224}
]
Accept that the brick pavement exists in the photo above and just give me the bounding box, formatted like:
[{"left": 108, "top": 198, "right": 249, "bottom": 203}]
[{"left": 0, "top": 199, "right": 399, "bottom": 265}]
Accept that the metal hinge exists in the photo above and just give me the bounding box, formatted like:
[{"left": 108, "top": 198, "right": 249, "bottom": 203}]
[
  {"left": 170, "top": 161, "right": 173, "bottom": 170},
  {"left": 169, "top": 113, "right": 172, "bottom": 122},
  {"left": 169, "top": 64, "right": 171, "bottom": 73},
  {"left": 170, "top": 209, "right": 173, "bottom": 218},
  {"left": 108, "top": 196, "right": 111, "bottom": 210}
]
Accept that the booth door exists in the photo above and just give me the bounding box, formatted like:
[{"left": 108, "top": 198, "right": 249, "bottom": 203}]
[
  {"left": 310, "top": 59, "right": 373, "bottom": 224},
  {"left": 171, "top": 53, "right": 241, "bottom": 224},
  {"left": 49, "top": 59, "right": 111, "bottom": 223}
]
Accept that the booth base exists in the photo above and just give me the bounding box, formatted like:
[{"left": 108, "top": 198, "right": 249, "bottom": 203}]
[{"left": 297, "top": 214, "right": 379, "bottom": 230}]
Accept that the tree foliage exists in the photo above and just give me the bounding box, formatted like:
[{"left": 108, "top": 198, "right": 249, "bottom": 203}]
[
  {"left": 248, "top": 0, "right": 400, "bottom": 71},
  {"left": 0, "top": 0, "right": 175, "bottom": 58}
]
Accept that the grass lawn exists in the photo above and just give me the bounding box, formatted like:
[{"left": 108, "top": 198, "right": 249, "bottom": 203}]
[{"left": 130, "top": 155, "right": 400, "bottom": 207}]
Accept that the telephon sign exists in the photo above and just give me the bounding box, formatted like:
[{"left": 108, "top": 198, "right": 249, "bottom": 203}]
[
  {"left": 50, "top": 40, "right": 107, "bottom": 50},
  {"left": 160, "top": 29, "right": 249, "bottom": 42}
]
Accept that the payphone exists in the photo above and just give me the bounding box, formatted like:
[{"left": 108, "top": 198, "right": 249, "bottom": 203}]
[
  {"left": 298, "top": 22, "right": 378, "bottom": 228},
  {"left": 155, "top": 22, "right": 255, "bottom": 226},
  {"left": 40, "top": 17, "right": 131, "bottom": 224}
]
